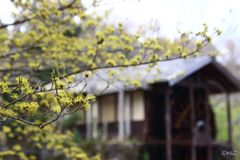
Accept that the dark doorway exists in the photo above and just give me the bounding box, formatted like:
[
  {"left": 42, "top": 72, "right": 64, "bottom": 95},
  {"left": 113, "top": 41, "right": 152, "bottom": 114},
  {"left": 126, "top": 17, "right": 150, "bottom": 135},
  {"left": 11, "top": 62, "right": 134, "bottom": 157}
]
[{"left": 146, "top": 92, "right": 166, "bottom": 140}]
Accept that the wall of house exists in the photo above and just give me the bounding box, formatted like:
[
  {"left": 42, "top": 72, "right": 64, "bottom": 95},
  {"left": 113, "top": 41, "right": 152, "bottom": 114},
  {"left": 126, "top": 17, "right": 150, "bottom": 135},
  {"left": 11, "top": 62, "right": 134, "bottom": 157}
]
[
  {"left": 99, "top": 94, "right": 116, "bottom": 123},
  {"left": 84, "top": 90, "right": 145, "bottom": 139},
  {"left": 132, "top": 90, "right": 145, "bottom": 121},
  {"left": 97, "top": 90, "right": 145, "bottom": 123}
]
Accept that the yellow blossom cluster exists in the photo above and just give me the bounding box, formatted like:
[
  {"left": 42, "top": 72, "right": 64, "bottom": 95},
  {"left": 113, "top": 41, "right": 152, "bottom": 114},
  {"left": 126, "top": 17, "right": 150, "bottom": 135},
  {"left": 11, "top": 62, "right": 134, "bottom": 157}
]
[{"left": 0, "top": 122, "right": 100, "bottom": 160}]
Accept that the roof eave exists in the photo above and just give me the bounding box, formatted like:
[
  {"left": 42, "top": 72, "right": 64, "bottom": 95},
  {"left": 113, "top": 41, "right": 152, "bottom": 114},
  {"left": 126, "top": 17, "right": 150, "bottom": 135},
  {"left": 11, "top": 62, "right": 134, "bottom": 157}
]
[{"left": 168, "top": 57, "right": 212, "bottom": 86}]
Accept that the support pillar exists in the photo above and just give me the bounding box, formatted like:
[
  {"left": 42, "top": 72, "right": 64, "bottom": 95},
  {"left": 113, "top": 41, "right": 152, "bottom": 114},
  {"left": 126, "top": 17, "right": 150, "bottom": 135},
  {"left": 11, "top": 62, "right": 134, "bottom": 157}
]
[
  {"left": 118, "top": 90, "right": 124, "bottom": 140},
  {"left": 205, "top": 88, "right": 212, "bottom": 160},
  {"left": 165, "top": 89, "right": 172, "bottom": 160},
  {"left": 190, "top": 86, "right": 196, "bottom": 160},
  {"left": 92, "top": 102, "right": 98, "bottom": 139},
  {"left": 124, "top": 93, "right": 131, "bottom": 138},
  {"left": 86, "top": 106, "right": 92, "bottom": 139},
  {"left": 226, "top": 93, "right": 233, "bottom": 147}
]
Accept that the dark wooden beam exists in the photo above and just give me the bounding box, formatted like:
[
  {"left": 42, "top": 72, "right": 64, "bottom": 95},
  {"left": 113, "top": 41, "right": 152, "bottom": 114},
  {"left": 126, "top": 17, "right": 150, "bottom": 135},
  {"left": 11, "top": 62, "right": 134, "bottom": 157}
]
[
  {"left": 189, "top": 86, "right": 196, "bottom": 160},
  {"left": 143, "top": 91, "right": 150, "bottom": 143},
  {"left": 178, "top": 81, "right": 205, "bottom": 88},
  {"left": 146, "top": 139, "right": 192, "bottom": 145},
  {"left": 205, "top": 88, "right": 213, "bottom": 160},
  {"left": 175, "top": 107, "right": 190, "bottom": 128},
  {"left": 126, "top": 138, "right": 230, "bottom": 146},
  {"left": 165, "top": 88, "right": 172, "bottom": 160}
]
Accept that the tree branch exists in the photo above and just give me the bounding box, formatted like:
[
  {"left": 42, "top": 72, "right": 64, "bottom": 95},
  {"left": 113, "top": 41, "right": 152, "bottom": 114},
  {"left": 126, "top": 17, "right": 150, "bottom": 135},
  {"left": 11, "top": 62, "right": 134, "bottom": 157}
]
[{"left": 0, "top": 0, "right": 78, "bottom": 29}]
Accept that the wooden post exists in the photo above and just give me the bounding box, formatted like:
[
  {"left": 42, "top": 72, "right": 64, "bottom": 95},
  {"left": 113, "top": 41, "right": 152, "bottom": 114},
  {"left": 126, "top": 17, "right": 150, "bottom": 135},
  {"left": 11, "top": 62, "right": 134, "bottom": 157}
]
[
  {"left": 86, "top": 106, "right": 92, "bottom": 139},
  {"left": 226, "top": 93, "right": 233, "bottom": 147},
  {"left": 205, "top": 88, "right": 212, "bottom": 160},
  {"left": 124, "top": 93, "right": 131, "bottom": 138},
  {"left": 118, "top": 90, "right": 124, "bottom": 140},
  {"left": 165, "top": 89, "right": 172, "bottom": 160},
  {"left": 102, "top": 122, "right": 108, "bottom": 140},
  {"left": 92, "top": 102, "right": 98, "bottom": 139},
  {"left": 144, "top": 91, "right": 150, "bottom": 142},
  {"left": 189, "top": 86, "right": 196, "bottom": 160}
]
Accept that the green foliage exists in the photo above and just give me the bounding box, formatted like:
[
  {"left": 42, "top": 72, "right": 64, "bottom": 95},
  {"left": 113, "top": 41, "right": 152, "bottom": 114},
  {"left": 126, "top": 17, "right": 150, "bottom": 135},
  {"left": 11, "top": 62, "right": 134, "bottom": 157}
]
[
  {"left": 213, "top": 103, "right": 228, "bottom": 142},
  {"left": 61, "top": 112, "right": 84, "bottom": 130},
  {"left": 79, "top": 139, "right": 141, "bottom": 160},
  {"left": 211, "top": 95, "right": 240, "bottom": 160},
  {"left": 140, "top": 151, "right": 150, "bottom": 160}
]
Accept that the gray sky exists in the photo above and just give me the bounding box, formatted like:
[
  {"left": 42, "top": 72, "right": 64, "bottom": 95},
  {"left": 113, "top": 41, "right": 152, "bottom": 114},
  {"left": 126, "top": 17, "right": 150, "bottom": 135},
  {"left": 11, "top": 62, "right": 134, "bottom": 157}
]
[
  {"left": 1, "top": 0, "right": 240, "bottom": 54},
  {"left": 96, "top": 0, "right": 240, "bottom": 53}
]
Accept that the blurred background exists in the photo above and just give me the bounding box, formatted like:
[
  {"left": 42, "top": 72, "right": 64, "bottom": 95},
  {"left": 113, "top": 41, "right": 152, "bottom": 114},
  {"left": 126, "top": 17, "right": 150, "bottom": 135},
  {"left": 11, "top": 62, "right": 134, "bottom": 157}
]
[{"left": 0, "top": 0, "right": 240, "bottom": 159}]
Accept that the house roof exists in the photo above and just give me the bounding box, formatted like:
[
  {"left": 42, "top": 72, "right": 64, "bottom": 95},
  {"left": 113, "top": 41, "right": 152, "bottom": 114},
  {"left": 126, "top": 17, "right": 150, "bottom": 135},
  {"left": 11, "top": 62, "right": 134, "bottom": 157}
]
[{"left": 72, "top": 56, "right": 240, "bottom": 95}]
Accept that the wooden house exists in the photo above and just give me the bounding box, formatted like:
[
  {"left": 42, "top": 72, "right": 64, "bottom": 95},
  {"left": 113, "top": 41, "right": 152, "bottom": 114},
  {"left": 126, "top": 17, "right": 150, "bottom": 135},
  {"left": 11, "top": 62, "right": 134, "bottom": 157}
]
[{"left": 76, "top": 56, "right": 240, "bottom": 160}]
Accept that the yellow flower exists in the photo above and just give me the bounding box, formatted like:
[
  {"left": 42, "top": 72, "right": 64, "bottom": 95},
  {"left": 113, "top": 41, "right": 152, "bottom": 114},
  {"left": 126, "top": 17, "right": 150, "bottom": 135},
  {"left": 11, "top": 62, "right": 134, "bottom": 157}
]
[
  {"left": 51, "top": 105, "right": 61, "bottom": 113},
  {"left": 29, "top": 155, "right": 37, "bottom": 160},
  {"left": 2, "top": 126, "right": 11, "bottom": 134},
  {"left": 12, "top": 144, "right": 22, "bottom": 151}
]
